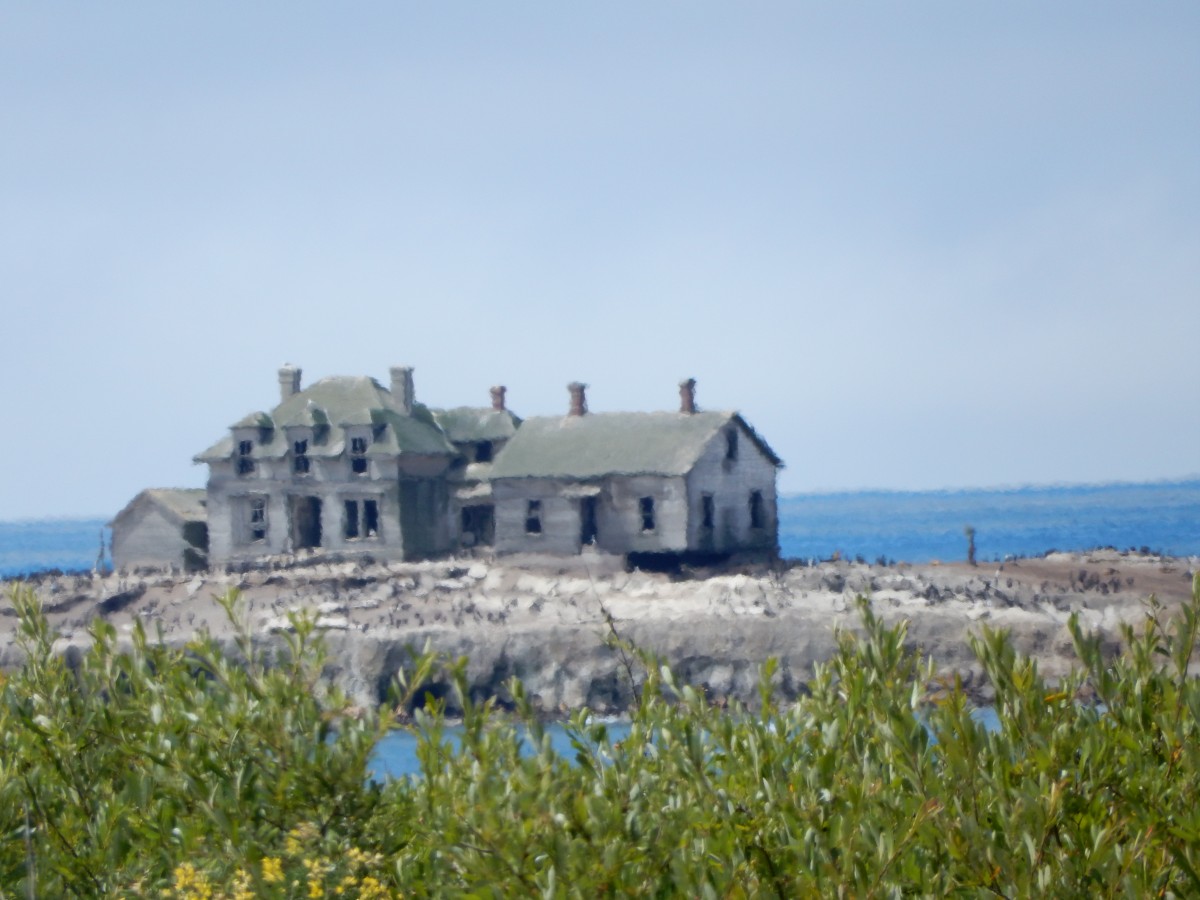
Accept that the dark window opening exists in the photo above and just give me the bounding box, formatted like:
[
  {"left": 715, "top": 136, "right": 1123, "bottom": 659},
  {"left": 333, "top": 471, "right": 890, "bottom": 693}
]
[
  {"left": 290, "top": 496, "right": 322, "bottom": 550},
  {"left": 249, "top": 497, "right": 267, "bottom": 542},
  {"left": 344, "top": 498, "right": 380, "bottom": 540},
  {"left": 461, "top": 505, "right": 495, "bottom": 547},
  {"left": 474, "top": 440, "right": 493, "bottom": 463},
  {"left": 237, "top": 440, "right": 255, "bottom": 475},
  {"left": 525, "top": 500, "right": 542, "bottom": 535},
  {"left": 725, "top": 428, "right": 739, "bottom": 461},
  {"left": 701, "top": 494, "right": 714, "bottom": 530},
  {"left": 580, "top": 496, "right": 598, "bottom": 544},
  {"left": 749, "top": 490, "right": 765, "bottom": 529},
  {"left": 640, "top": 497, "right": 656, "bottom": 532},
  {"left": 351, "top": 436, "right": 369, "bottom": 474},
  {"left": 293, "top": 439, "right": 310, "bottom": 475}
]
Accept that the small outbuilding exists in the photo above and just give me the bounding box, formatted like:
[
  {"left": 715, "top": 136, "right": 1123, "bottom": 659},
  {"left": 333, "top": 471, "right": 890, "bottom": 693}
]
[{"left": 110, "top": 488, "right": 208, "bottom": 572}]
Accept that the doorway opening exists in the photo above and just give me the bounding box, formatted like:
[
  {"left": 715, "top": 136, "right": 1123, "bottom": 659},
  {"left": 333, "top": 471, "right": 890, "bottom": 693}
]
[
  {"left": 290, "top": 496, "right": 322, "bottom": 550},
  {"left": 580, "top": 496, "right": 598, "bottom": 545}
]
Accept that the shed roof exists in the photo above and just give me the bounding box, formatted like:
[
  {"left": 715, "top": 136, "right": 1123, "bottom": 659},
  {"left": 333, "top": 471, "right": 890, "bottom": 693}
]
[
  {"left": 111, "top": 488, "right": 207, "bottom": 527},
  {"left": 488, "top": 411, "right": 781, "bottom": 480}
]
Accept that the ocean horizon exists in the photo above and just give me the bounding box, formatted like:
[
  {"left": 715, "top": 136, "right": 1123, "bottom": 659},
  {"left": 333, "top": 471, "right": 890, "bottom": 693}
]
[{"left": 3, "top": 477, "right": 1199, "bottom": 580}]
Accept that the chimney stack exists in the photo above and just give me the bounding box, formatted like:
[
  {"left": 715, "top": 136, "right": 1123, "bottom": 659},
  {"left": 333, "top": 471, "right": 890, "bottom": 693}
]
[
  {"left": 567, "top": 382, "right": 588, "bottom": 417},
  {"left": 278, "top": 364, "right": 301, "bottom": 403},
  {"left": 679, "top": 378, "right": 697, "bottom": 414},
  {"left": 389, "top": 366, "right": 415, "bottom": 415},
  {"left": 490, "top": 385, "right": 507, "bottom": 411}
]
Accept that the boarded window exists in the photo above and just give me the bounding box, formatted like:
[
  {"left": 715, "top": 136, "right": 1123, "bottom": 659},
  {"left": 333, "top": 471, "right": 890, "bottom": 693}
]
[
  {"left": 701, "top": 494, "right": 714, "bottom": 530},
  {"left": 640, "top": 497, "right": 656, "bottom": 532},
  {"left": 237, "top": 440, "right": 255, "bottom": 476},
  {"left": 293, "top": 439, "right": 310, "bottom": 475},
  {"left": 749, "top": 490, "right": 765, "bottom": 529},
  {"left": 351, "top": 436, "right": 369, "bottom": 474},
  {"left": 525, "top": 500, "right": 542, "bottom": 535}
]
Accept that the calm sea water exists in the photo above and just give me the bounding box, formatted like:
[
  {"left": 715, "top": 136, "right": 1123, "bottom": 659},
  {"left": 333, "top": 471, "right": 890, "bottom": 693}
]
[
  {"left": 369, "top": 709, "right": 1004, "bottom": 780},
  {"left": 3, "top": 479, "right": 1198, "bottom": 579}
]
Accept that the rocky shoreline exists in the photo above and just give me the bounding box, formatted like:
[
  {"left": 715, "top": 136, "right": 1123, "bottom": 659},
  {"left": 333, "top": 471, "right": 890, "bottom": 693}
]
[{"left": 2, "top": 551, "right": 1196, "bottom": 713}]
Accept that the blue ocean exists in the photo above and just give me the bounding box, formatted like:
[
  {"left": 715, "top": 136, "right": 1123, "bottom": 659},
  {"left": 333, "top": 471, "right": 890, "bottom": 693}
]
[{"left": 3, "top": 479, "right": 1199, "bottom": 580}]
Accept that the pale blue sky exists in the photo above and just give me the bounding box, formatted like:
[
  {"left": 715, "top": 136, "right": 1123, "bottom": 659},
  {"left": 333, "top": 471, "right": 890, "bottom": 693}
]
[{"left": 2, "top": 2, "right": 1197, "bottom": 519}]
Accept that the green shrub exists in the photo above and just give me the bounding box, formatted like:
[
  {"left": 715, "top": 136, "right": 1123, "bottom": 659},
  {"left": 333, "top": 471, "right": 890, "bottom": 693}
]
[{"left": 3, "top": 575, "right": 1200, "bottom": 897}]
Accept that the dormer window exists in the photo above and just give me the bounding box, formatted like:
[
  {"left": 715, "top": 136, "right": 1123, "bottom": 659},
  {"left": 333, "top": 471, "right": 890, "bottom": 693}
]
[
  {"left": 474, "top": 440, "right": 493, "bottom": 463},
  {"left": 236, "top": 440, "right": 255, "bottom": 476},
  {"left": 293, "top": 439, "right": 310, "bottom": 475},
  {"left": 350, "top": 436, "right": 369, "bottom": 474}
]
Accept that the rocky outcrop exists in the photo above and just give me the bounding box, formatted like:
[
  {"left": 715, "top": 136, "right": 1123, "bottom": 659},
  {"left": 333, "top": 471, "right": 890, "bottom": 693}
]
[{"left": 2, "top": 552, "right": 1195, "bottom": 713}]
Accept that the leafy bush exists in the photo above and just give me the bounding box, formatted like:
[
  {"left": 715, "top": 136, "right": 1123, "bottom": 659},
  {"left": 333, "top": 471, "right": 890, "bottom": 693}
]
[{"left": 2, "top": 575, "right": 1200, "bottom": 896}]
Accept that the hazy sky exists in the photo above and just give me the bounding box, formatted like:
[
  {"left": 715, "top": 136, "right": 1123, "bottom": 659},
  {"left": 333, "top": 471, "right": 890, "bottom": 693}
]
[{"left": 3, "top": 2, "right": 1197, "bottom": 519}]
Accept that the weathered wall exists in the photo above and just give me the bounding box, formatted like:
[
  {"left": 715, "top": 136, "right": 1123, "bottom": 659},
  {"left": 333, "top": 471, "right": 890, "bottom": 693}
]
[
  {"left": 493, "top": 476, "right": 688, "bottom": 556},
  {"left": 112, "top": 503, "right": 186, "bottom": 571},
  {"left": 207, "top": 460, "right": 412, "bottom": 564},
  {"left": 685, "top": 423, "right": 778, "bottom": 554},
  {"left": 493, "top": 478, "right": 585, "bottom": 555},
  {"left": 596, "top": 475, "right": 688, "bottom": 554}
]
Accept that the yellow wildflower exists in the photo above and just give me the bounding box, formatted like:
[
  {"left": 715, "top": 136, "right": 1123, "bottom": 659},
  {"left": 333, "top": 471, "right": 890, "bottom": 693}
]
[
  {"left": 168, "top": 862, "right": 213, "bottom": 900},
  {"left": 261, "top": 856, "right": 284, "bottom": 884}
]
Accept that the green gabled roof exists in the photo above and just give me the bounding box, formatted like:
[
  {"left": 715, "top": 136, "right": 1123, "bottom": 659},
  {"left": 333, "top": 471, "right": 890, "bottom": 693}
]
[
  {"left": 430, "top": 407, "right": 521, "bottom": 443},
  {"left": 196, "top": 375, "right": 455, "bottom": 463},
  {"left": 488, "top": 411, "right": 781, "bottom": 480},
  {"left": 231, "top": 411, "right": 273, "bottom": 429},
  {"left": 368, "top": 408, "right": 458, "bottom": 456},
  {"left": 272, "top": 377, "right": 390, "bottom": 427},
  {"left": 195, "top": 435, "right": 233, "bottom": 463}
]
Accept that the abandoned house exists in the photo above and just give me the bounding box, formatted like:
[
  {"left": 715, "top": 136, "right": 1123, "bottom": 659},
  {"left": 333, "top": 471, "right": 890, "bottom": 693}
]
[
  {"left": 109, "top": 488, "right": 209, "bottom": 572},
  {"left": 488, "top": 381, "right": 782, "bottom": 561},
  {"left": 113, "top": 365, "right": 781, "bottom": 570}
]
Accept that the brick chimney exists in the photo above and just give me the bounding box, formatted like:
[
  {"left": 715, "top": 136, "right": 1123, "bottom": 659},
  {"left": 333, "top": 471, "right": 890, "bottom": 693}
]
[
  {"left": 567, "top": 382, "right": 587, "bottom": 417},
  {"left": 490, "top": 385, "right": 507, "bottom": 411},
  {"left": 389, "top": 366, "right": 415, "bottom": 415},
  {"left": 679, "top": 378, "right": 697, "bottom": 414},
  {"left": 278, "top": 364, "right": 301, "bottom": 403}
]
